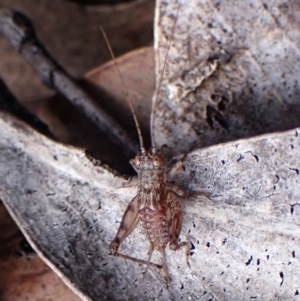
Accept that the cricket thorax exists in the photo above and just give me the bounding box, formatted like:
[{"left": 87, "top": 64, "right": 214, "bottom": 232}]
[{"left": 130, "top": 148, "right": 166, "bottom": 191}]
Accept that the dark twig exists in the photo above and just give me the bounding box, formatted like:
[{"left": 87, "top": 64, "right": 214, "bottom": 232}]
[
  {"left": 0, "top": 7, "right": 139, "bottom": 157},
  {"left": 0, "top": 78, "right": 52, "bottom": 137}
]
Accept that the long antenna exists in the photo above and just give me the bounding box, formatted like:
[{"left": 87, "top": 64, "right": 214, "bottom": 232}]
[
  {"left": 100, "top": 27, "right": 146, "bottom": 154},
  {"left": 151, "top": 0, "right": 182, "bottom": 147}
]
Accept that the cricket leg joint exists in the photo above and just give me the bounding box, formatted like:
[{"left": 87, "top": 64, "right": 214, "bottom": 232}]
[{"left": 109, "top": 238, "right": 120, "bottom": 254}]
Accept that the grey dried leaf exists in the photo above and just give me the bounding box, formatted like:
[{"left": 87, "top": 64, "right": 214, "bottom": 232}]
[
  {"left": 1, "top": 119, "right": 300, "bottom": 300},
  {"left": 154, "top": 0, "right": 300, "bottom": 157}
]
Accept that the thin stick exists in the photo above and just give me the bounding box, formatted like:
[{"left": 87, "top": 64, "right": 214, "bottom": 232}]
[
  {"left": 0, "top": 8, "right": 139, "bottom": 157},
  {"left": 114, "top": 252, "right": 162, "bottom": 269},
  {"left": 151, "top": 0, "right": 182, "bottom": 147},
  {"left": 100, "top": 27, "right": 146, "bottom": 154}
]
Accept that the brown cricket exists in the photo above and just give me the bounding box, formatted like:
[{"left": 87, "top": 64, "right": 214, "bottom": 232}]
[
  {"left": 109, "top": 144, "right": 189, "bottom": 283},
  {"left": 103, "top": 1, "right": 189, "bottom": 283}
]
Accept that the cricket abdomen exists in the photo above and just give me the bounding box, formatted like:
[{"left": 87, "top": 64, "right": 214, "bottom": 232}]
[{"left": 139, "top": 206, "right": 169, "bottom": 248}]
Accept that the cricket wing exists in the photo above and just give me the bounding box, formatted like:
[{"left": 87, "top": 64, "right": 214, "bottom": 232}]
[
  {"left": 109, "top": 195, "right": 140, "bottom": 254},
  {"left": 166, "top": 191, "right": 184, "bottom": 250}
]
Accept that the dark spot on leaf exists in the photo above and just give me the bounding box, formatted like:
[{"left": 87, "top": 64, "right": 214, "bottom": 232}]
[
  {"left": 218, "top": 96, "right": 230, "bottom": 111},
  {"left": 245, "top": 255, "right": 253, "bottom": 266},
  {"left": 206, "top": 105, "right": 228, "bottom": 129},
  {"left": 26, "top": 189, "right": 36, "bottom": 195},
  {"left": 257, "top": 259, "right": 260, "bottom": 265},
  {"left": 180, "top": 282, "right": 184, "bottom": 290},
  {"left": 237, "top": 155, "right": 244, "bottom": 162},
  {"left": 279, "top": 271, "right": 284, "bottom": 286}
]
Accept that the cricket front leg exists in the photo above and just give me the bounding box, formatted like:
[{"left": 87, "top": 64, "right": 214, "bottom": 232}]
[
  {"left": 109, "top": 195, "right": 140, "bottom": 254},
  {"left": 166, "top": 181, "right": 212, "bottom": 200}
]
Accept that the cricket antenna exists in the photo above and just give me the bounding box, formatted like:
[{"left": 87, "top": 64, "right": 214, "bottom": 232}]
[
  {"left": 101, "top": 28, "right": 146, "bottom": 154},
  {"left": 151, "top": 0, "right": 182, "bottom": 148}
]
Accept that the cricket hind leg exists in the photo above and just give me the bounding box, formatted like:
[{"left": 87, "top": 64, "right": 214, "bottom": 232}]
[
  {"left": 141, "top": 243, "right": 155, "bottom": 281},
  {"left": 157, "top": 243, "right": 190, "bottom": 286},
  {"left": 160, "top": 246, "right": 171, "bottom": 285},
  {"left": 142, "top": 244, "right": 174, "bottom": 285},
  {"left": 169, "top": 236, "right": 191, "bottom": 270},
  {"left": 109, "top": 195, "right": 163, "bottom": 273},
  {"left": 109, "top": 195, "right": 140, "bottom": 255},
  {"left": 113, "top": 251, "right": 162, "bottom": 270},
  {"left": 167, "top": 192, "right": 191, "bottom": 268},
  {"left": 114, "top": 243, "right": 162, "bottom": 281}
]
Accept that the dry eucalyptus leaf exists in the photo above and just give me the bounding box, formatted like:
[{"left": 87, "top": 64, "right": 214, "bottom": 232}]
[
  {"left": 154, "top": 0, "right": 300, "bottom": 157},
  {"left": 1, "top": 0, "right": 300, "bottom": 301},
  {"left": 0, "top": 255, "right": 81, "bottom": 301},
  {"left": 0, "top": 113, "right": 131, "bottom": 301},
  {"left": 85, "top": 46, "right": 154, "bottom": 144},
  {"left": 1, "top": 113, "right": 300, "bottom": 300}
]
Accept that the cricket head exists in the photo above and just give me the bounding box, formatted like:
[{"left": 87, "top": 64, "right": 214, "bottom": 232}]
[{"left": 130, "top": 147, "right": 165, "bottom": 172}]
